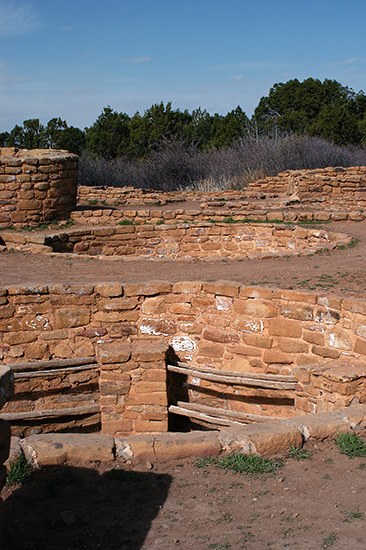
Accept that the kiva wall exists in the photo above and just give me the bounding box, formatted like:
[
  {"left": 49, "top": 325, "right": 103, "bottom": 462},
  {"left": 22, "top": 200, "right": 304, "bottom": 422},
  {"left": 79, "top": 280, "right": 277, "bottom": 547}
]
[
  {"left": 1, "top": 282, "right": 366, "bottom": 435},
  {"left": 0, "top": 148, "right": 78, "bottom": 228},
  {"left": 3, "top": 223, "right": 349, "bottom": 259}
]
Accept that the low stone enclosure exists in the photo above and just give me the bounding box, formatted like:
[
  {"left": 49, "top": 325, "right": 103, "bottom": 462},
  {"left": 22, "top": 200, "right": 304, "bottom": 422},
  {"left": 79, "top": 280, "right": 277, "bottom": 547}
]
[
  {"left": 0, "top": 222, "right": 351, "bottom": 260},
  {"left": 1, "top": 282, "right": 366, "bottom": 442}
]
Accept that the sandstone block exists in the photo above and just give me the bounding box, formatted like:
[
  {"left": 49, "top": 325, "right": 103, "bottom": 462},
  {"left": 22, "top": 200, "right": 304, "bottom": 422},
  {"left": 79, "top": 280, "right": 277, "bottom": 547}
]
[
  {"left": 234, "top": 299, "right": 277, "bottom": 318},
  {"left": 55, "top": 308, "right": 90, "bottom": 329},
  {"left": 202, "top": 327, "right": 240, "bottom": 344},
  {"left": 123, "top": 283, "right": 171, "bottom": 297},
  {"left": 153, "top": 431, "right": 221, "bottom": 460},
  {"left": 268, "top": 318, "right": 302, "bottom": 338},
  {"left": 95, "top": 283, "right": 123, "bottom": 297},
  {"left": 140, "top": 318, "right": 176, "bottom": 336},
  {"left": 115, "top": 435, "right": 155, "bottom": 460},
  {"left": 203, "top": 281, "right": 240, "bottom": 297},
  {"left": 21, "top": 433, "right": 114, "bottom": 466},
  {"left": 96, "top": 342, "right": 131, "bottom": 364},
  {"left": 287, "top": 412, "right": 352, "bottom": 441}
]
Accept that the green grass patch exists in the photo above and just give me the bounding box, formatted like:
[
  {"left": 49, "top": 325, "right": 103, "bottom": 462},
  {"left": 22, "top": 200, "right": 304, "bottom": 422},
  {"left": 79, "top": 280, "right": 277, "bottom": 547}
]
[
  {"left": 335, "top": 432, "right": 366, "bottom": 458},
  {"left": 321, "top": 533, "right": 337, "bottom": 549},
  {"left": 287, "top": 445, "right": 311, "bottom": 460},
  {"left": 117, "top": 219, "right": 135, "bottom": 226},
  {"left": 6, "top": 454, "right": 32, "bottom": 486},
  {"left": 216, "top": 453, "right": 282, "bottom": 475},
  {"left": 342, "top": 510, "right": 364, "bottom": 522}
]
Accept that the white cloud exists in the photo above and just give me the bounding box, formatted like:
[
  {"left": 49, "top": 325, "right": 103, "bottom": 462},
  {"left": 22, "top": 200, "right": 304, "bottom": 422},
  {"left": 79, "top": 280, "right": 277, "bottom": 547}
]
[
  {"left": 0, "top": 1, "right": 41, "bottom": 37},
  {"left": 328, "top": 57, "right": 361, "bottom": 67},
  {"left": 230, "top": 74, "right": 243, "bottom": 81},
  {"left": 122, "top": 56, "right": 150, "bottom": 64},
  {"left": 62, "top": 25, "right": 71, "bottom": 31}
]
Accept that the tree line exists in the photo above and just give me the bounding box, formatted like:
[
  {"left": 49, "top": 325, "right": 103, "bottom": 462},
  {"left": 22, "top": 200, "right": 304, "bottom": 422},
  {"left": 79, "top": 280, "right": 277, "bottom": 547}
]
[{"left": 2, "top": 78, "right": 366, "bottom": 160}]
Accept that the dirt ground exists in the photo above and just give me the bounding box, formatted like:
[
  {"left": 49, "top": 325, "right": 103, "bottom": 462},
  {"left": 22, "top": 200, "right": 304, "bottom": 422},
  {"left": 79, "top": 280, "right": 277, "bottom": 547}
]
[
  {"left": 1, "top": 220, "right": 366, "bottom": 300},
  {"left": 1, "top": 214, "right": 366, "bottom": 549},
  {"left": 2, "top": 435, "right": 366, "bottom": 550}
]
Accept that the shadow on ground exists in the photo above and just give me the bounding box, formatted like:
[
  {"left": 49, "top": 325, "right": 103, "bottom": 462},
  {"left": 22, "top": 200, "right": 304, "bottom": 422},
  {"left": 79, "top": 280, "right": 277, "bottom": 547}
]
[{"left": 3, "top": 464, "right": 172, "bottom": 550}]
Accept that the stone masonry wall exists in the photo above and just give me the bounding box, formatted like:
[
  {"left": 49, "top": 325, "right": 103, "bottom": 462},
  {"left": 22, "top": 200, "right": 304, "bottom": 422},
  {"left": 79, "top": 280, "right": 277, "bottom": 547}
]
[
  {"left": 1, "top": 283, "right": 366, "bottom": 434},
  {"left": 25, "top": 223, "right": 350, "bottom": 260},
  {"left": 0, "top": 148, "right": 78, "bottom": 228},
  {"left": 247, "top": 166, "right": 366, "bottom": 207}
]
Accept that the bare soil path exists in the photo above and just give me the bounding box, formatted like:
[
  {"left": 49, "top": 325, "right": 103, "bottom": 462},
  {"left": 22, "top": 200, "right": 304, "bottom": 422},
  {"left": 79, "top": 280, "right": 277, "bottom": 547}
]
[
  {"left": 1, "top": 221, "right": 365, "bottom": 299},
  {"left": 2, "top": 436, "right": 366, "bottom": 550}
]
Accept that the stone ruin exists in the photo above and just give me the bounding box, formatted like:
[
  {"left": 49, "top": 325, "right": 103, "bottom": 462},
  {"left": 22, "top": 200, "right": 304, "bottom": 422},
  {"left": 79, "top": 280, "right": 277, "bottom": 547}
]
[{"left": 0, "top": 149, "right": 366, "bottom": 471}]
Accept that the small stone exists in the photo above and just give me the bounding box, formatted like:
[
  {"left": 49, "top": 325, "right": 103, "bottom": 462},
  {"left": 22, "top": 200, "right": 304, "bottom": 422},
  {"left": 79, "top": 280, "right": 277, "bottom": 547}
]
[
  {"left": 60, "top": 510, "right": 76, "bottom": 526},
  {"left": 278, "top": 477, "right": 285, "bottom": 483},
  {"left": 145, "top": 461, "right": 153, "bottom": 470}
]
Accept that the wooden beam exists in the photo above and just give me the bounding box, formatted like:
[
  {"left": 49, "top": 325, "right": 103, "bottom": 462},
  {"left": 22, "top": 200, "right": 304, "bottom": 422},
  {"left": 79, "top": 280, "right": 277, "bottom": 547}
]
[
  {"left": 176, "top": 361, "right": 296, "bottom": 382},
  {"left": 8, "top": 357, "right": 97, "bottom": 373},
  {"left": 1, "top": 403, "right": 100, "bottom": 421},
  {"left": 168, "top": 405, "right": 235, "bottom": 427},
  {"left": 14, "top": 364, "right": 99, "bottom": 379},
  {"left": 167, "top": 364, "right": 296, "bottom": 390},
  {"left": 175, "top": 400, "right": 284, "bottom": 423}
]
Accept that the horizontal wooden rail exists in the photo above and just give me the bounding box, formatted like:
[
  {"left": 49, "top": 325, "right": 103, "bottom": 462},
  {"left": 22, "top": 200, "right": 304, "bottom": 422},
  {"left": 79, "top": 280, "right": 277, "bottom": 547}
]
[
  {"left": 8, "top": 357, "right": 97, "bottom": 373},
  {"left": 167, "top": 362, "right": 296, "bottom": 390},
  {"left": 14, "top": 364, "right": 98, "bottom": 380},
  {"left": 169, "top": 405, "right": 234, "bottom": 427},
  {"left": 1, "top": 403, "right": 100, "bottom": 421},
  {"left": 172, "top": 401, "right": 282, "bottom": 424}
]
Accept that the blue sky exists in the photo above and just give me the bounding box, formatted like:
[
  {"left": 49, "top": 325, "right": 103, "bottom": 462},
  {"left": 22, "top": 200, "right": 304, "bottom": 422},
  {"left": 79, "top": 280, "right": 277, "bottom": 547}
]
[{"left": 1, "top": 0, "right": 366, "bottom": 131}]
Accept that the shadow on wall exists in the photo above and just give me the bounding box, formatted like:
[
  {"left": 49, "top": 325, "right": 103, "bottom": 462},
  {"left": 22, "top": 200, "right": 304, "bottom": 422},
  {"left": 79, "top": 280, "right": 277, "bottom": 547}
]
[{"left": 3, "top": 464, "right": 172, "bottom": 550}]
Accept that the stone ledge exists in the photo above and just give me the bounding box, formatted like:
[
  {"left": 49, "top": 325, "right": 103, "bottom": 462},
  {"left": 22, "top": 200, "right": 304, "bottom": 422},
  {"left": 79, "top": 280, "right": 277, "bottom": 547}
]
[{"left": 10, "top": 405, "right": 366, "bottom": 465}]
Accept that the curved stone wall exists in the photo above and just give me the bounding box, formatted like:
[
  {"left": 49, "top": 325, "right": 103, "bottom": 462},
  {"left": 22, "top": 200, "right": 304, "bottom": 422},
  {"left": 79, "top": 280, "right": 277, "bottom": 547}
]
[
  {"left": 1, "top": 282, "right": 366, "bottom": 435},
  {"left": 0, "top": 148, "right": 78, "bottom": 228},
  {"left": 0, "top": 223, "right": 352, "bottom": 260}
]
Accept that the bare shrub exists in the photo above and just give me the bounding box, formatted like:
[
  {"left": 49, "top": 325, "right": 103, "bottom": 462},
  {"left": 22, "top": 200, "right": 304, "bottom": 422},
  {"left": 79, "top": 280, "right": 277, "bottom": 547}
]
[{"left": 79, "top": 135, "right": 366, "bottom": 191}]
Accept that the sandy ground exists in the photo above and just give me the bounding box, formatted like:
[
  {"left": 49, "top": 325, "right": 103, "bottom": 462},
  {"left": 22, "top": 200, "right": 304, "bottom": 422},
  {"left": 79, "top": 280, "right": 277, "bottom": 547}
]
[
  {"left": 2, "top": 436, "right": 366, "bottom": 550},
  {"left": 1, "top": 221, "right": 365, "bottom": 300}
]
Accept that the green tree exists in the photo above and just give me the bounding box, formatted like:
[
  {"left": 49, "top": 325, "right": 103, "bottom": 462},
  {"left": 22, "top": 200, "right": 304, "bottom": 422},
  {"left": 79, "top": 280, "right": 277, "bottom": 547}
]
[
  {"left": 0, "top": 132, "right": 9, "bottom": 147},
  {"left": 85, "top": 106, "right": 130, "bottom": 159},
  {"left": 128, "top": 101, "right": 192, "bottom": 158},
  {"left": 208, "top": 106, "right": 249, "bottom": 148},
  {"left": 253, "top": 78, "right": 362, "bottom": 144}
]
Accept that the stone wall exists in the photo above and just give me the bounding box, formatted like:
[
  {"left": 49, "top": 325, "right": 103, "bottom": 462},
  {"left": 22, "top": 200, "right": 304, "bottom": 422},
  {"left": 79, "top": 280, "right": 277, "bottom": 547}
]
[
  {"left": 1, "top": 282, "right": 366, "bottom": 435},
  {"left": 0, "top": 364, "right": 13, "bottom": 535},
  {"left": 247, "top": 166, "right": 366, "bottom": 207},
  {"left": 2, "top": 223, "right": 350, "bottom": 260},
  {"left": 0, "top": 148, "right": 78, "bottom": 228}
]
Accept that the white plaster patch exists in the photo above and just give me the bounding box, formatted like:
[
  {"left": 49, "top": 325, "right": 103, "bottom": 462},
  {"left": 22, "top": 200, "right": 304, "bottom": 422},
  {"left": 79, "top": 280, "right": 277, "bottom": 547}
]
[
  {"left": 25, "top": 315, "right": 50, "bottom": 330},
  {"left": 356, "top": 324, "right": 366, "bottom": 339},
  {"left": 240, "top": 319, "right": 264, "bottom": 333},
  {"left": 170, "top": 335, "right": 197, "bottom": 353},
  {"left": 140, "top": 323, "right": 170, "bottom": 336},
  {"left": 216, "top": 296, "right": 232, "bottom": 311},
  {"left": 191, "top": 377, "right": 201, "bottom": 386}
]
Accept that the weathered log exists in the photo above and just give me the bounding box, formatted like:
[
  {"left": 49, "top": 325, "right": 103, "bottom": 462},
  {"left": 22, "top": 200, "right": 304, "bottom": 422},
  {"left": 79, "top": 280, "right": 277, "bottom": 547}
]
[
  {"left": 14, "top": 364, "right": 98, "bottom": 379},
  {"left": 176, "top": 361, "right": 296, "bottom": 382},
  {"left": 168, "top": 405, "right": 235, "bottom": 427},
  {"left": 175, "top": 400, "right": 282, "bottom": 423},
  {"left": 167, "top": 364, "right": 296, "bottom": 390},
  {"left": 8, "top": 357, "right": 97, "bottom": 373},
  {"left": 1, "top": 403, "right": 100, "bottom": 421}
]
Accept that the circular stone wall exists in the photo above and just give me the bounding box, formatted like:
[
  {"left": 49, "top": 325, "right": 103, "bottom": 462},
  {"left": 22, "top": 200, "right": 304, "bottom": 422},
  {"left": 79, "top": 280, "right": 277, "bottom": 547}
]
[{"left": 0, "top": 148, "right": 78, "bottom": 228}]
